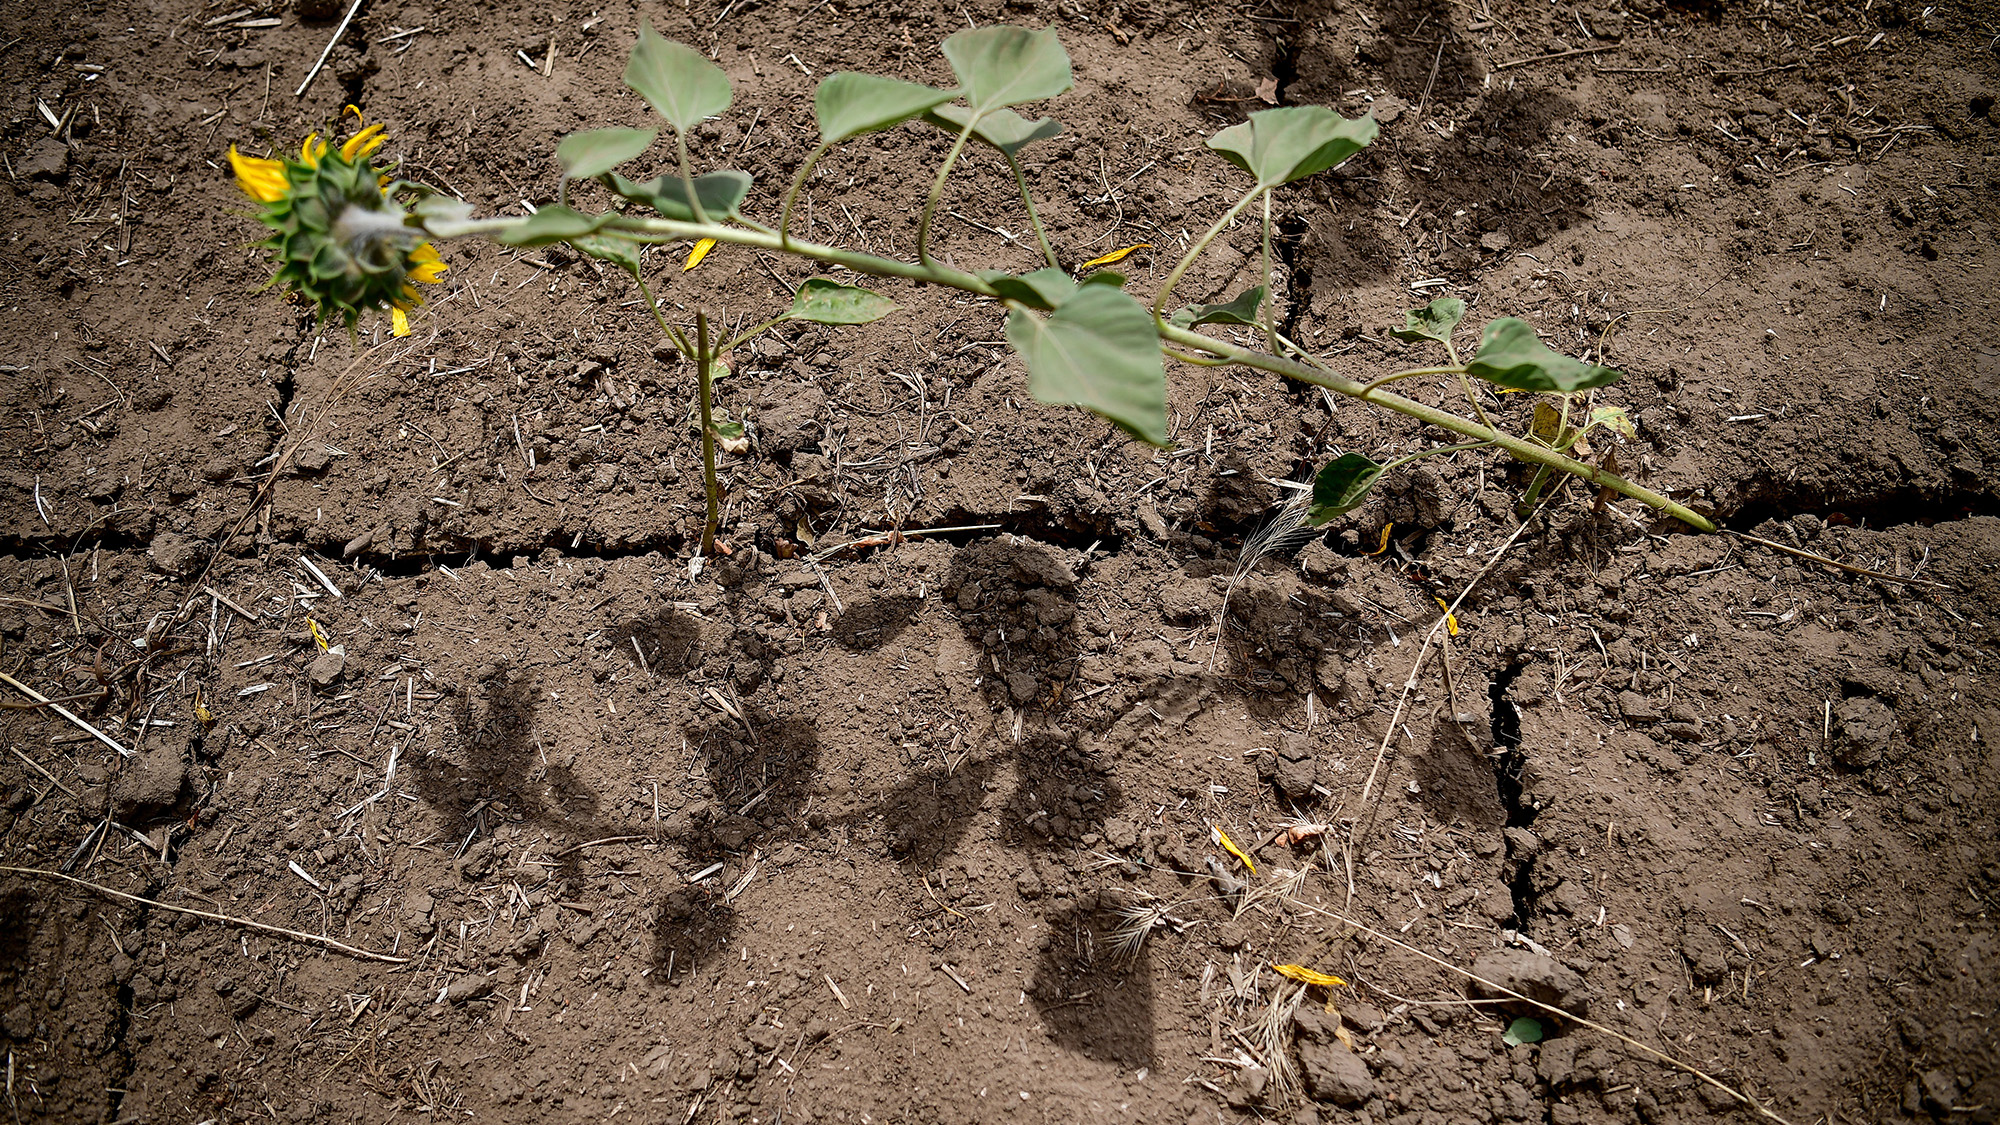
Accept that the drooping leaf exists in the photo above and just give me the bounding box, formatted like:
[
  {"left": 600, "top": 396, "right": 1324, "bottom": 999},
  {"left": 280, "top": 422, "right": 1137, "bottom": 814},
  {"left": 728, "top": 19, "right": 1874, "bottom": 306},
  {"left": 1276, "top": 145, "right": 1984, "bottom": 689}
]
[
  {"left": 556, "top": 127, "right": 658, "bottom": 180},
  {"left": 815, "top": 73, "right": 957, "bottom": 143},
  {"left": 1079, "top": 270, "right": 1126, "bottom": 290},
  {"left": 1308, "top": 453, "right": 1384, "bottom": 526},
  {"left": 602, "top": 170, "right": 753, "bottom": 222},
  {"left": 1502, "top": 1018, "right": 1544, "bottom": 1046},
  {"left": 1079, "top": 243, "right": 1151, "bottom": 270},
  {"left": 981, "top": 266, "right": 1077, "bottom": 311},
  {"left": 786, "top": 278, "right": 896, "bottom": 325},
  {"left": 683, "top": 238, "right": 716, "bottom": 270},
  {"left": 495, "top": 206, "right": 614, "bottom": 247},
  {"left": 623, "top": 21, "right": 732, "bottom": 132},
  {"left": 574, "top": 235, "right": 643, "bottom": 273},
  {"left": 1005, "top": 285, "right": 1167, "bottom": 445},
  {"left": 922, "top": 104, "right": 1063, "bottom": 156},
  {"left": 1529, "top": 400, "right": 1565, "bottom": 444},
  {"left": 1589, "top": 405, "right": 1638, "bottom": 441},
  {"left": 1466, "top": 319, "right": 1622, "bottom": 392},
  {"left": 1389, "top": 297, "right": 1466, "bottom": 345},
  {"left": 1206, "top": 106, "right": 1379, "bottom": 188},
  {"left": 941, "top": 25, "right": 1073, "bottom": 112},
  {"left": 1169, "top": 286, "right": 1267, "bottom": 329}
]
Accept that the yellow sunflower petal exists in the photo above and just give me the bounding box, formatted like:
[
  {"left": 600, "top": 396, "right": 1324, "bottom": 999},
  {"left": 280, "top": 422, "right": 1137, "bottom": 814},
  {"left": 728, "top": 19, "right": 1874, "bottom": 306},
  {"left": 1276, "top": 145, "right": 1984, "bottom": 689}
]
[
  {"left": 227, "top": 145, "right": 289, "bottom": 204},
  {"left": 300, "top": 132, "right": 326, "bottom": 166},
  {"left": 1080, "top": 242, "right": 1151, "bottom": 270},
  {"left": 391, "top": 306, "right": 411, "bottom": 337},
  {"left": 1212, "top": 824, "right": 1256, "bottom": 876},
  {"left": 1271, "top": 964, "right": 1348, "bottom": 988},
  {"left": 341, "top": 122, "right": 388, "bottom": 161},
  {"left": 683, "top": 237, "right": 716, "bottom": 271}
]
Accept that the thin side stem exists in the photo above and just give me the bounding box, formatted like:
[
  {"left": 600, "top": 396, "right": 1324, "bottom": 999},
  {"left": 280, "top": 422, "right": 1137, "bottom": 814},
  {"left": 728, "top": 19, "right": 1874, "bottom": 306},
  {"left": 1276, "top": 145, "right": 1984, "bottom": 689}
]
[
  {"left": 917, "top": 115, "right": 981, "bottom": 267},
  {"left": 1152, "top": 185, "right": 1264, "bottom": 320},
  {"left": 721, "top": 313, "right": 793, "bottom": 358},
  {"left": 1259, "top": 190, "right": 1278, "bottom": 354},
  {"left": 1359, "top": 365, "right": 1464, "bottom": 397},
  {"left": 1164, "top": 347, "right": 1234, "bottom": 367},
  {"left": 631, "top": 274, "right": 694, "bottom": 359},
  {"left": 1004, "top": 150, "right": 1060, "bottom": 270},
  {"left": 695, "top": 311, "right": 720, "bottom": 557},
  {"left": 674, "top": 127, "right": 709, "bottom": 226},
  {"left": 1380, "top": 439, "right": 1494, "bottom": 474},
  {"left": 779, "top": 139, "right": 835, "bottom": 250},
  {"left": 1443, "top": 338, "right": 1495, "bottom": 431}
]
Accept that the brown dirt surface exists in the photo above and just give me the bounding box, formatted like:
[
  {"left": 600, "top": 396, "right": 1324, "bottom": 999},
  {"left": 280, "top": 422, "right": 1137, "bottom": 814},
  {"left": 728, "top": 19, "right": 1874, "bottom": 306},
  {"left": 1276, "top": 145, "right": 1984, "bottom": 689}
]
[{"left": 2, "top": 0, "right": 1997, "bottom": 1123}]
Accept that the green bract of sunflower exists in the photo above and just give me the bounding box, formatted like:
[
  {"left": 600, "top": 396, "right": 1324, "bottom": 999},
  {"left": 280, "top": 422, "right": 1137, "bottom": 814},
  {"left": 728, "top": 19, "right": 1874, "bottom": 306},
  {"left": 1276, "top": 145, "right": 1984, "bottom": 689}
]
[{"left": 227, "top": 113, "right": 445, "bottom": 335}]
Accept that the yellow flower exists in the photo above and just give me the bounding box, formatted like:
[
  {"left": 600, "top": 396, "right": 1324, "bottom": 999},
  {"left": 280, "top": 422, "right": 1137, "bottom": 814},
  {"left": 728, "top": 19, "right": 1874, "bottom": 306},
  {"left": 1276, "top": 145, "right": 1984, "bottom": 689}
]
[
  {"left": 391, "top": 307, "right": 411, "bottom": 337},
  {"left": 228, "top": 146, "right": 289, "bottom": 204},
  {"left": 342, "top": 123, "right": 388, "bottom": 162}
]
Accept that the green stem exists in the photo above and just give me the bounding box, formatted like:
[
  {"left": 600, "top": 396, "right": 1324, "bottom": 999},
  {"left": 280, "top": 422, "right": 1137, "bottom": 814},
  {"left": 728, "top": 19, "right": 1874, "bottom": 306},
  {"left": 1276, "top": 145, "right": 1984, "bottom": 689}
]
[
  {"left": 674, "top": 127, "right": 709, "bottom": 226},
  {"left": 1153, "top": 185, "right": 1265, "bottom": 320},
  {"left": 1442, "top": 338, "right": 1496, "bottom": 432},
  {"left": 1157, "top": 323, "right": 1717, "bottom": 532},
  {"left": 917, "top": 115, "right": 981, "bottom": 267},
  {"left": 429, "top": 210, "right": 1714, "bottom": 532},
  {"left": 1516, "top": 464, "right": 1555, "bottom": 521},
  {"left": 695, "top": 310, "right": 720, "bottom": 557},
  {"left": 779, "top": 139, "right": 835, "bottom": 251},
  {"left": 1004, "top": 150, "right": 1060, "bottom": 270},
  {"left": 1164, "top": 347, "right": 1234, "bottom": 367},
  {"left": 630, "top": 272, "right": 693, "bottom": 359},
  {"left": 1381, "top": 439, "right": 1494, "bottom": 474},
  {"left": 1259, "top": 190, "right": 1278, "bottom": 354}
]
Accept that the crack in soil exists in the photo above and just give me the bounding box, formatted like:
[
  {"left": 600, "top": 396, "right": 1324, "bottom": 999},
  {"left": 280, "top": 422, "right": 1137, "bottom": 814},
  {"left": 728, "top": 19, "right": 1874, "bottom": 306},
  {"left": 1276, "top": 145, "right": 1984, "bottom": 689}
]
[{"left": 1487, "top": 661, "right": 1541, "bottom": 929}]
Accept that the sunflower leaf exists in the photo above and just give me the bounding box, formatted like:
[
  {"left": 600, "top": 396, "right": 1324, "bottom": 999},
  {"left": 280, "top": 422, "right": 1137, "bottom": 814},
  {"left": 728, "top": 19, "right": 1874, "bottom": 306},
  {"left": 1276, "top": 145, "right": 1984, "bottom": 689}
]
[
  {"left": 556, "top": 127, "right": 658, "bottom": 180},
  {"left": 1389, "top": 297, "right": 1466, "bottom": 346},
  {"left": 921, "top": 104, "right": 1063, "bottom": 156},
  {"left": 979, "top": 267, "right": 1077, "bottom": 311},
  {"left": 1308, "top": 453, "right": 1385, "bottom": 526},
  {"left": 623, "top": 21, "right": 732, "bottom": 133},
  {"left": 786, "top": 278, "right": 897, "bottom": 325},
  {"left": 1169, "top": 286, "right": 1266, "bottom": 329},
  {"left": 941, "top": 25, "right": 1073, "bottom": 112},
  {"left": 814, "top": 73, "right": 957, "bottom": 143},
  {"left": 1206, "top": 106, "right": 1378, "bottom": 188},
  {"left": 1466, "top": 319, "right": 1622, "bottom": 392},
  {"left": 1005, "top": 285, "right": 1167, "bottom": 445},
  {"left": 602, "top": 170, "right": 753, "bottom": 222}
]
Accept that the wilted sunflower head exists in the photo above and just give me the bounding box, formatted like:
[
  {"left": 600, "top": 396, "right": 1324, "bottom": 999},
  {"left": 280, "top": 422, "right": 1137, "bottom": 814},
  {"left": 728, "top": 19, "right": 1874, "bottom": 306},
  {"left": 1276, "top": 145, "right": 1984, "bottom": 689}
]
[{"left": 227, "top": 110, "right": 445, "bottom": 335}]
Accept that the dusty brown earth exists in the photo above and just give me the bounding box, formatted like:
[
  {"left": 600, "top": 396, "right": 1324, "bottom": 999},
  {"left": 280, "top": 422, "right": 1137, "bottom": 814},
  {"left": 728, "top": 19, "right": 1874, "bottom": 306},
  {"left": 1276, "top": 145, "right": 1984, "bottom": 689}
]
[{"left": 1, "top": 0, "right": 1997, "bottom": 1122}]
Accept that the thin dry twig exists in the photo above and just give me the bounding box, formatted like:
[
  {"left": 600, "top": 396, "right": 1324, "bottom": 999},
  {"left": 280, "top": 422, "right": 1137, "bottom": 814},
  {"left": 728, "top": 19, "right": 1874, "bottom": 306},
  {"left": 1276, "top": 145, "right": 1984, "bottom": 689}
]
[
  {"left": 0, "top": 670, "right": 133, "bottom": 758},
  {"left": 0, "top": 865, "right": 409, "bottom": 963},
  {"left": 1725, "top": 531, "right": 1952, "bottom": 589}
]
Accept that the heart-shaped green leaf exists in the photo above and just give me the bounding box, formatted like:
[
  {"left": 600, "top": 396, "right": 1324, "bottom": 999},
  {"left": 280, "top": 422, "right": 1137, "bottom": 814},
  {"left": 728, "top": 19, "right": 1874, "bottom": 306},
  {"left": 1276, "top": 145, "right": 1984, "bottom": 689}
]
[
  {"left": 1502, "top": 1018, "right": 1544, "bottom": 1046},
  {"left": 1169, "top": 286, "right": 1267, "bottom": 329},
  {"left": 942, "top": 25, "right": 1073, "bottom": 112},
  {"left": 980, "top": 267, "right": 1077, "bottom": 311},
  {"left": 1080, "top": 270, "right": 1126, "bottom": 289},
  {"left": 1589, "top": 405, "right": 1637, "bottom": 440},
  {"left": 556, "top": 127, "right": 658, "bottom": 180},
  {"left": 623, "top": 21, "right": 731, "bottom": 133},
  {"left": 786, "top": 278, "right": 896, "bottom": 325},
  {"left": 1206, "top": 106, "right": 1379, "bottom": 187},
  {"left": 922, "top": 104, "right": 1064, "bottom": 156},
  {"left": 1006, "top": 285, "right": 1167, "bottom": 445},
  {"left": 496, "top": 206, "right": 615, "bottom": 247},
  {"left": 1308, "top": 453, "right": 1384, "bottom": 525},
  {"left": 603, "top": 170, "right": 753, "bottom": 222},
  {"left": 815, "top": 73, "right": 957, "bottom": 143},
  {"left": 1389, "top": 297, "right": 1465, "bottom": 345},
  {"left": 1466, "top": 319, "right": 1622, "bottom": 392}
]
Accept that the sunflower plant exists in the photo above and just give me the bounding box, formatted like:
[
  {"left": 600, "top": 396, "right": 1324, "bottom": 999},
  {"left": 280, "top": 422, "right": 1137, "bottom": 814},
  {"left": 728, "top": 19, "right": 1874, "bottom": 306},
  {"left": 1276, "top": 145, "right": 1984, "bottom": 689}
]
[{"left": 228, "top": 26, "right": 1718, "bottom": 558}]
